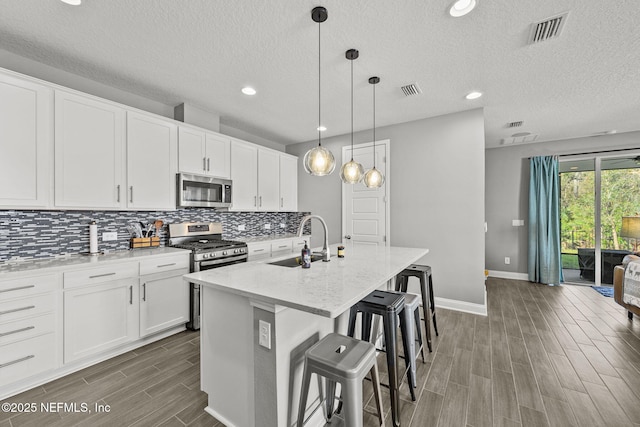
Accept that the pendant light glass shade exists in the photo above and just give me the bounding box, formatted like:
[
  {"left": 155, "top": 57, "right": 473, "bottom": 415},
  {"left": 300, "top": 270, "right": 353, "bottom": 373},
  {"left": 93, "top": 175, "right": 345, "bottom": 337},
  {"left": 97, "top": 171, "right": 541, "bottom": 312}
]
[
  {"left": 340, "top": 49, "right": 364, "bottom": 184},
  {"left": 303, "top": 6, "right": 335, "bottom": 176},
  {"left": 304, "top": 145, "right": 335, "bottom": 176},
  {"left": 364, "top": 76, "right": 385, "bottom": 188}
]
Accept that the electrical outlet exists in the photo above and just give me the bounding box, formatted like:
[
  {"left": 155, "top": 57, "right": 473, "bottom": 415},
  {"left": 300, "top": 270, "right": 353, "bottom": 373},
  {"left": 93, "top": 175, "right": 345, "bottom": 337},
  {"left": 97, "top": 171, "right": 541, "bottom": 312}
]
[
  {"left": 103, "top": 232, "right": 118, "bottom": 241},
  {"left": 279, "top": 223, "right": 286, "bottom": 229},
  {"left": 259, "top": 320, "right": 271, "bottom": 349},
  {"left": 238, "top": 224, "right": 246, "bottom": 231},
  {"left": 264, "top": 224, "right": 271, "bottom": 230},
  {"left": 504, "top": 257, "right": 511, "bottom": 265}
]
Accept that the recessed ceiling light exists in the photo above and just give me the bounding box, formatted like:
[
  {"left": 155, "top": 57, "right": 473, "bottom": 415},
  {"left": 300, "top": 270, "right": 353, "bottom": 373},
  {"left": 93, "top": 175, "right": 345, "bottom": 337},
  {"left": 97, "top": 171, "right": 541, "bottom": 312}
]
[
  {"left": 241, "top": 87, "right": 256, "bottom": 96},
  {"left": 317, "top": 126, "right": 327, "bottom": 132},
  {"left": 449, "top": 0, "right": 477, "bottom": 17},
  {"left": 60, "top": 0, "right": 82, "bottom": 5},
  {"left": 465, "top": 91, "right": 482, "bottom": 100}
]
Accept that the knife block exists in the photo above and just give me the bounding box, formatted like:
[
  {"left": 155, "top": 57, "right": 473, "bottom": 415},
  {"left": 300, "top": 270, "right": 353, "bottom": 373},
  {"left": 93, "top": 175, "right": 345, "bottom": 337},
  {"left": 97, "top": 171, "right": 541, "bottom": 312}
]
[{"left": 130, "top": 237, "right": 160, "bottom": 248}]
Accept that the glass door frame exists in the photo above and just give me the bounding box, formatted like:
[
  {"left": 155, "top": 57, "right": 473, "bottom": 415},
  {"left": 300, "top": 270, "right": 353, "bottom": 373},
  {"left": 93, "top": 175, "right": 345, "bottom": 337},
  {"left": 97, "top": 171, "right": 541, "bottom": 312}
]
[{"left": 560, "top": 149, "right": 640, "bottom": 286}]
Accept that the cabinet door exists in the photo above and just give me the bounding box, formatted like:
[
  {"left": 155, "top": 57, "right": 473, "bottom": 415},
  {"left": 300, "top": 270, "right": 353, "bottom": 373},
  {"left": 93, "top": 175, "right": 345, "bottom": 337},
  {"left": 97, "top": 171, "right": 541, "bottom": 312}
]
[
  {"left": 63, "top": 279, "right": 138, "bottom": 363},
  {"left": 279, "top": 154, "right": 298, "bottom": 211},
  {"left": 54, "top": 91, "right": 125, "bottom": 208},
  {"left": 0, "top": 73, "right": 52, "bottom": 207},
  {"left": 257, "top": 149, "right": 280, "bottom": 211},
  {"left": 127, "top": 112, "right": 177, "bottom": 210},
  {"left": 178, "top": 127, "right": 206, "bottom": 174},
  {"left": 230, "top": 140, "right": 258, "bottom": 210},
  {"left": 205, "top": 133, "right": 231, "bottom": 178},
  {"left": 139, "top": 269, "right": 190, "bottom": 337}
]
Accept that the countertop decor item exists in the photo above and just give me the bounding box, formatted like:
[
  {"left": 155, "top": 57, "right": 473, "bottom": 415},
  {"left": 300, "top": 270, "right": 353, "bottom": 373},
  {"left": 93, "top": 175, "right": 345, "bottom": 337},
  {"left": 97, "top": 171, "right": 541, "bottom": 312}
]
[
  {"left": 340, "top": 48, "right": 365, "bottom": 184},
  {"left": 89, "top": 221, "right": 99, "bottom": 255},
  {"left": 303, "top": 6, "right": 336, "bottom": 177},
  {"left": 363, "top": 76, "right": 386, "bottom": 188}
]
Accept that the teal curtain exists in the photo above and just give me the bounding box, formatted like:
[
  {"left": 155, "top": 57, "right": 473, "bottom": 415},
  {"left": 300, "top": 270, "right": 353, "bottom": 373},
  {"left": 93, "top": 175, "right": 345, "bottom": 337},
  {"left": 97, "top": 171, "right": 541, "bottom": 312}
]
[{"left": 528, "top": 156, "right": 564, "bottom": 284}]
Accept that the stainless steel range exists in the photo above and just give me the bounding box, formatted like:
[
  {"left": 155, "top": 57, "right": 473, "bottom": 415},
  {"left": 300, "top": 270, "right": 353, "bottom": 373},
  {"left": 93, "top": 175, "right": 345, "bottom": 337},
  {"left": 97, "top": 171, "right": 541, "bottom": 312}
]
[{"left": 168, "top": 222, "right": 247, "bottom": 330}]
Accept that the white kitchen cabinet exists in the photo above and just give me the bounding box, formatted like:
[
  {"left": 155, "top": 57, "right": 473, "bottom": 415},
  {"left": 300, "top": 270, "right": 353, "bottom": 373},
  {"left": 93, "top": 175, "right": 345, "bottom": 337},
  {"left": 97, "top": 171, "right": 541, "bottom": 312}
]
[
  {"left": 126, "top": 111, "right": 178, "bottom": 210},
  {"left": 178, "top": 127, "right": 230, "bottom": 178},
  {"left": 230, "top": 139, "right": 258, "bottom": 210},
  {"left": 0, "top": 72, "right": 52, "bottom": 208},
  {"left": 54, "top": 90, "right": 126, "bottom": 209},
  {"left": 64, "top": 277, "right": 139, "bottom": 363},
  {"left": 139, "top": 268, "right": 190, "bottom": 337},
  {"left": 279, "top": 154, "right": 298, "bottom": 211},
  {"left": 257, "top": 148, "right": 280, "bottom": 211}
]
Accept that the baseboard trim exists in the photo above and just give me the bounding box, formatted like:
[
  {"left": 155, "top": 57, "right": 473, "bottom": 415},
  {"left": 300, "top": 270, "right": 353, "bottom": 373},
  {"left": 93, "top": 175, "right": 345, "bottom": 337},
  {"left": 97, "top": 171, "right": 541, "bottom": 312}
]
[
  {"left": 435, "top": 296, "right": 487, "bottom": 316},
  {"left": 205, "top": 406, "right": 239, "bottom": 427},
  {"left": 488, "top": 270, "right": 530, "bottom": 281}
]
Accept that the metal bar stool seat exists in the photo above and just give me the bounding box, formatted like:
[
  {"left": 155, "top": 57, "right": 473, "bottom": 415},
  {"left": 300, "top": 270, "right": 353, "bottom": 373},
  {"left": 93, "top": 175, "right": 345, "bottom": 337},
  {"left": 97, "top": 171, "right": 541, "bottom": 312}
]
[
  {"left": 396, "top": 264, "right": 439, "bottom": 352},
  {"left": 296, "top": 333, "right": 384, "bottom": 427},
  {"left": 347, "top": 290, "right": 416, "bottom": 427}
]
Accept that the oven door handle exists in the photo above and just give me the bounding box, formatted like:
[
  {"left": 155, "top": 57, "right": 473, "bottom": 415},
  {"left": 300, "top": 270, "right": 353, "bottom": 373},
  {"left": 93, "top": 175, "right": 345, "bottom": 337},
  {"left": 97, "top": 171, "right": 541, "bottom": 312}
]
[{"left": 198, "top": 254, "right": 247, "bottom": 268}]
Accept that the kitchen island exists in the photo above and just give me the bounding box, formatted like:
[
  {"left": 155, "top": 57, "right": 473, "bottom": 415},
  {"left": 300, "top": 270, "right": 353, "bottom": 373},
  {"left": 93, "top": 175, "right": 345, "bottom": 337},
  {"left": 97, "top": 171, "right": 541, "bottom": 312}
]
[{"left": 184, "top": 245, "right": 429, "bottom": 427}]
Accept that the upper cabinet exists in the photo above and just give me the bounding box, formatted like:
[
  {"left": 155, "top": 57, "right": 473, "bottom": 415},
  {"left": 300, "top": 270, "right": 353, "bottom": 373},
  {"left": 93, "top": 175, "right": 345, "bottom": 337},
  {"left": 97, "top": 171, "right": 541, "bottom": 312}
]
[
  {"left": 279, "top": 154, "right": 298, "bottom": 211},
  {"left": 54, "top": 91, "right": 126, "bottom": 209},
  {"left": 230, "top": 138, "right": 298, "bottom": 212},
  {"left": 0, "top": 72, "right": 52, "bottom": 207},
  {"left": 230, "top": 139, "right": 258, "bottom": 210},
  {"left": 178, "top": 127, "right": 230, "bottom": 178},
  {"left": 126, "top": 111, "right": 177, "bottom": 210}
]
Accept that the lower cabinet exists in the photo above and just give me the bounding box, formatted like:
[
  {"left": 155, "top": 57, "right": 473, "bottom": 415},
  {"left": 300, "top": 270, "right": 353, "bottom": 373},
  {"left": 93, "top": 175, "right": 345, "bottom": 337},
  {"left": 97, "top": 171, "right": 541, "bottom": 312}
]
[
  {"left": 64, "top": 278, "right": 139, "bottom": 363},
  {"left": 139, "top": 268, "right": 190, "bottom": 337}
]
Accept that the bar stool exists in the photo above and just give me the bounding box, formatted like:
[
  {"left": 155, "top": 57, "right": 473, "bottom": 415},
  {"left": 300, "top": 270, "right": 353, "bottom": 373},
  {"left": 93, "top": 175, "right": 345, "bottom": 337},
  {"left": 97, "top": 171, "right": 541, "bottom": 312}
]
[
  {"left": 347, "top": 290, "right": 415, "bottom": 427},
  {"left": 396, "top": 264, "right": 439, "bottom": 352},
  {"left": 391, "top": 291, "right": 425, "bottom": 388},
  {"left": 296, "top": 333, "right": 384, "bottom": 427}
]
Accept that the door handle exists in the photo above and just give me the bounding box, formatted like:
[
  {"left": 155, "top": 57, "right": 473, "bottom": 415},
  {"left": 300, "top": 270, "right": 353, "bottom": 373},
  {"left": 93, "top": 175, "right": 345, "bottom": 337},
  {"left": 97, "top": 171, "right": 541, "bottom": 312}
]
[
  {"left": 129, "top": 285, "right": 133, "bottom": 305},
  {"left": 203, "top": 157, "right": 207, "bottom": 172},
  {"left": 259, "top": 196, "right": 262, "bottom": 207},
  {"left": 281, "top": 197, "right": 284, "bottom": 208},
  {"left": 142, "top": 283, "right": 146, "bottom": 302},
  {"left": 254, "top": 196, "right": 257, "bottom": 207},
  {"left": 116, "top": 185, "right": 121, "bottom": 202},
  {"left": 344, "top": 235, "right": 352, "bottom": 239},
  {"left": 207, "top": 158, "right": 211, "bottom": 172},
  {"left": 130, "top": 186, "right": 134, "bottom": 203}
]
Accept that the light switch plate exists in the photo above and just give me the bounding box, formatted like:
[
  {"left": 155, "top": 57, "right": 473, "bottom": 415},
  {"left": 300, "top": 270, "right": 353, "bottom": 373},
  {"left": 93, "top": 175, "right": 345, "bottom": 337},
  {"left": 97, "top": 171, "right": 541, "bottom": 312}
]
[
  {"left": 102, "top": 232, "right": 118, "bottom": 241},
  {"left": 259, "top": 320, "right": 271, "bottom": 349},
  {"left": 264, "top": 224, "right": 271, "bottom": 230},
  {"left": 238, "top": 224, "right": 246, "bottom": 231}
]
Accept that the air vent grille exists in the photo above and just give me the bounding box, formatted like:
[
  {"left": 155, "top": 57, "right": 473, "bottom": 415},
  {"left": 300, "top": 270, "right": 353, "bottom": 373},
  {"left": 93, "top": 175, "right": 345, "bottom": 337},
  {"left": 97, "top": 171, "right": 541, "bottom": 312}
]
[
  {"left": 400, "top": 83, "right": 422, "bottom": 97},
  {"left": 507, "top": 121, "right": 524, "bottom": 128},
  {"left": 529, "top": 12, "right": 569, "bottom": 44}
]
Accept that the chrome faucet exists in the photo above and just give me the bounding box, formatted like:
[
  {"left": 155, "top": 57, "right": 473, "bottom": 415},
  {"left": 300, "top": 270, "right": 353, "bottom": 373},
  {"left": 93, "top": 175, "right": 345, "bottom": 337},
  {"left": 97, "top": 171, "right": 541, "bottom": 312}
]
[{"left": 297, "top": 215, "right": 330, "bottom": 262}]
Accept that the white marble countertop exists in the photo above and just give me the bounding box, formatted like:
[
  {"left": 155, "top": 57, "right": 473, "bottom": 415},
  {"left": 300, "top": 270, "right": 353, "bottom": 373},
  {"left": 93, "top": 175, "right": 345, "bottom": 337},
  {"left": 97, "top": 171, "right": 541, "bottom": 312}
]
[
  {"left": 0, "top": 247, "right": 190, "bottom": 277},
  {"left": 185, "top": 245, "right": 429, "bottom": 318}
]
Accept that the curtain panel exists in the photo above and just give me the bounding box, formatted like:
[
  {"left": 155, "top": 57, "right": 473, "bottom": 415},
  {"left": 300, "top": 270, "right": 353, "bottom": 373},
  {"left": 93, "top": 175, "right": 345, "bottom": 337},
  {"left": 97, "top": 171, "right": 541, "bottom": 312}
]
[{"left": 528, "top": 156, "right": 563, "bottom": 285}]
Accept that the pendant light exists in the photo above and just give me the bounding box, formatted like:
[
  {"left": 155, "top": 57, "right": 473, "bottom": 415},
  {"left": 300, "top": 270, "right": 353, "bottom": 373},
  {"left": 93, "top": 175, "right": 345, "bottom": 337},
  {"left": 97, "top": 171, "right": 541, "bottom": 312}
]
[
  {"left": 303, "top": 6, "right": 336, "bottom": 176},
  {"left": 363, "top": 76, "right": 385, "bottom": 188},
  {"left": 340, "top": 49, "right": 365, "bottom": 184}
]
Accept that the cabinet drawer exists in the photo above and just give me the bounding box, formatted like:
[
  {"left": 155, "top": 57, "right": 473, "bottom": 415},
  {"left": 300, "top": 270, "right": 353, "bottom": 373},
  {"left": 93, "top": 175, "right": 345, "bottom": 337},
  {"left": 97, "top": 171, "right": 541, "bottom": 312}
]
[
  {"left": 271, "top": 241, "right": 293, "bottom": 254},
  {"left": 0, "top": 333, "right": 58, "bottom": 386},
  {"left": 0, "top": 313, "right": 55, "bottom": 346},
  {"left": 0, "top": 274, "right": 59, "bottom": 300},
  {"left": 140, "top": 256, "right": 190, "bottom": 276},
  {"left": 0, "top": 294, "right": 56, "bottom": 323},
  {"left": 64, "top": 263, "right": 138, "bottom": 289},
  {"left": 247, "top": 242, "right": 271, "bottom": 259},
  {"left": 292, "top": 239, "right": 306, "bottom": 250}
]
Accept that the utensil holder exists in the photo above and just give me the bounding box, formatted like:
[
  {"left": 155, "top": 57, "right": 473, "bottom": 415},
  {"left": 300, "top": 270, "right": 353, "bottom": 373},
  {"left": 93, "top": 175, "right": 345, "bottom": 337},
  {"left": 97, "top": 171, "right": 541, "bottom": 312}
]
[{"left": 130, "top": 237, "right": 160, "bottom": 248}]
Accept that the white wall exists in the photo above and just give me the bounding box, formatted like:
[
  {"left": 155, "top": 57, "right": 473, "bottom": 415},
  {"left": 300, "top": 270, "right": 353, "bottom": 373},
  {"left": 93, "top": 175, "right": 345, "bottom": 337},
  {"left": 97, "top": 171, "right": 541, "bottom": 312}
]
[
  {"left": 287, "top": 109, "right": 486, "bottom": 308},
  {"left": 485, "top": 131, "right": 640, "bottom": 275}
]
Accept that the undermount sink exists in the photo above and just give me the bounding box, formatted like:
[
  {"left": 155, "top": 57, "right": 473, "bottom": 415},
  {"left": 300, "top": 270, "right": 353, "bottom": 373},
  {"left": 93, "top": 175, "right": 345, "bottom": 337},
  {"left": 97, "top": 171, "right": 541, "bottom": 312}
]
[{"left": 268, "top": 254, "right": 332, "bottom": 268}]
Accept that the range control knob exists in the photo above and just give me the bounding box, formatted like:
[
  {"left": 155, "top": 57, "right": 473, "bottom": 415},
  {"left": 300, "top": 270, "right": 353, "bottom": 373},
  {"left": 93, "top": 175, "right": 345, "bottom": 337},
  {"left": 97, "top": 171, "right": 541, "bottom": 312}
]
[
  {"left": 202, "top": 254, "right": 209, "bottom": 259},
  {"left": 233, "top": 249, "right": 239, "bottom": 254},
  {"left": 222, "top": 251, "right": 228, "bottom": 256}
]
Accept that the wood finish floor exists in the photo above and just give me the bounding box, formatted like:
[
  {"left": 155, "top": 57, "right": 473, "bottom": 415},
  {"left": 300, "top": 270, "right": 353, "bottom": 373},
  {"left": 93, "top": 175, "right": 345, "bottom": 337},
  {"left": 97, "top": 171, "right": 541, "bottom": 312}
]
[{"left": 3, "top": 277, "right": 640, "bottom": 426}]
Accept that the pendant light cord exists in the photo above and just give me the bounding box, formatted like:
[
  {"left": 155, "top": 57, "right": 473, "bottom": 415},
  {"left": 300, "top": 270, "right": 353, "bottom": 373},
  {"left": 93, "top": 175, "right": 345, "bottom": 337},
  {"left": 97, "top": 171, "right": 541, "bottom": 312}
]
[
  {"left": 372, "top": 81, "right": 376, "bottom": 168},
  {"left": 350, "top": 56, "right": 354, "bottom": 161},
  {"left": 317, "top": 19, "right": 322, "bottom": 147}
]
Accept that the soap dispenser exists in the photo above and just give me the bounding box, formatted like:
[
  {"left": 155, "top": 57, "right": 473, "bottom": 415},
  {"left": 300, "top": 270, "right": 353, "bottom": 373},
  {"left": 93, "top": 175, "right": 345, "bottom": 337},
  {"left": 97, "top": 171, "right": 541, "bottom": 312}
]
[{"left": 301, "top": 240, "right": 311, "bottom": 268}]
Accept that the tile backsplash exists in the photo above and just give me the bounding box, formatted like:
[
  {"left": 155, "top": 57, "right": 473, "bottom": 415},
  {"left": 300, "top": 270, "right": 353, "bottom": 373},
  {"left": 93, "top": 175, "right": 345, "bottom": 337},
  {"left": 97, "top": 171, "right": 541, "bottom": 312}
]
[{"left": 0, "top": 209, "right": 310, "bottom": 262}]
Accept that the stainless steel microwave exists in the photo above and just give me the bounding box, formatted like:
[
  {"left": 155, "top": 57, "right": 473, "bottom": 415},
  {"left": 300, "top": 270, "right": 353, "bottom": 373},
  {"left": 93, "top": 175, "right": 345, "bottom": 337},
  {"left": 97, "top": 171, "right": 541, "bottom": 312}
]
[{"left": 176, "top": 173, "right": 232, "bottom": 208}]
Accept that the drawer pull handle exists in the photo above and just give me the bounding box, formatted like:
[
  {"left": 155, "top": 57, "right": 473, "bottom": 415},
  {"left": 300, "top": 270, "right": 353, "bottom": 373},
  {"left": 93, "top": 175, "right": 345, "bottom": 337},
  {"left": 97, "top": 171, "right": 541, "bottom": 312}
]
[
  {"left": 142, "top": 283, "right": 146, "bottom": 302},
  {"left": 253, "top": 249, "right": 265, "bottom": 252},
  {"left": 0, "top": 326, "right": 35, "bottom": 337},
  {"left": 0, "top": 355, "right": 35, "bottom": 369},
  {"left": 0, "top": 306, "right": 35, "bottom": 316},
  {"left": 157, "top": 263, "right": 176, "bottom": 268},
  {"left": 0, "top": 285, "right": 35, "bottom": 294},
  {"left": 278, "top": 245, "right": 288, "bottom": 249},
  {"left": 89, "top": 272, "right": 116, "bottom": 279}
]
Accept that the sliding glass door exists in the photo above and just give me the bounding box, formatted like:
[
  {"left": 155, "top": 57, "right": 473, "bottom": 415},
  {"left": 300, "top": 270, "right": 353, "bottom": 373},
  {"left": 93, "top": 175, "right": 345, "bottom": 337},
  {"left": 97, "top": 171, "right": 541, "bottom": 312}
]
[{"left": 560, "top": 153, "right": 640, "bottom": 286}]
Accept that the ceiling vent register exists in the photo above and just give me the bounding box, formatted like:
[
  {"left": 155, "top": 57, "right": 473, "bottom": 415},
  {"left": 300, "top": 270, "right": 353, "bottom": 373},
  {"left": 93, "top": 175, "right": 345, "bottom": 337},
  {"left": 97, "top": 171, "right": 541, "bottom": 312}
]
[
  {"left": 400, "top": 83, "right": 422, "bottom": 97},
  {"left": 529, "top": 12, "right": 569, "bottom": 44}
]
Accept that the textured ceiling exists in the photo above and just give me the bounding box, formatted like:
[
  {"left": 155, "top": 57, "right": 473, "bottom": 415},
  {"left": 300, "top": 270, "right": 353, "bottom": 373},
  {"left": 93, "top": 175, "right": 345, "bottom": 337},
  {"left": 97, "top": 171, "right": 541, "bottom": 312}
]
[{"left": 0, "top": 0, "right": 638, "bottom": 148}]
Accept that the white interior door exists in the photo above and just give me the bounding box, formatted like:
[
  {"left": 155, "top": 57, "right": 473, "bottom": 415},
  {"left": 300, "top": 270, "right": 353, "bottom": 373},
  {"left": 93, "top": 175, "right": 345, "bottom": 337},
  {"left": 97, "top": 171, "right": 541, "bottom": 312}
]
[{"left": 342, "top": 140, "right": 390, "bottom": 247}]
